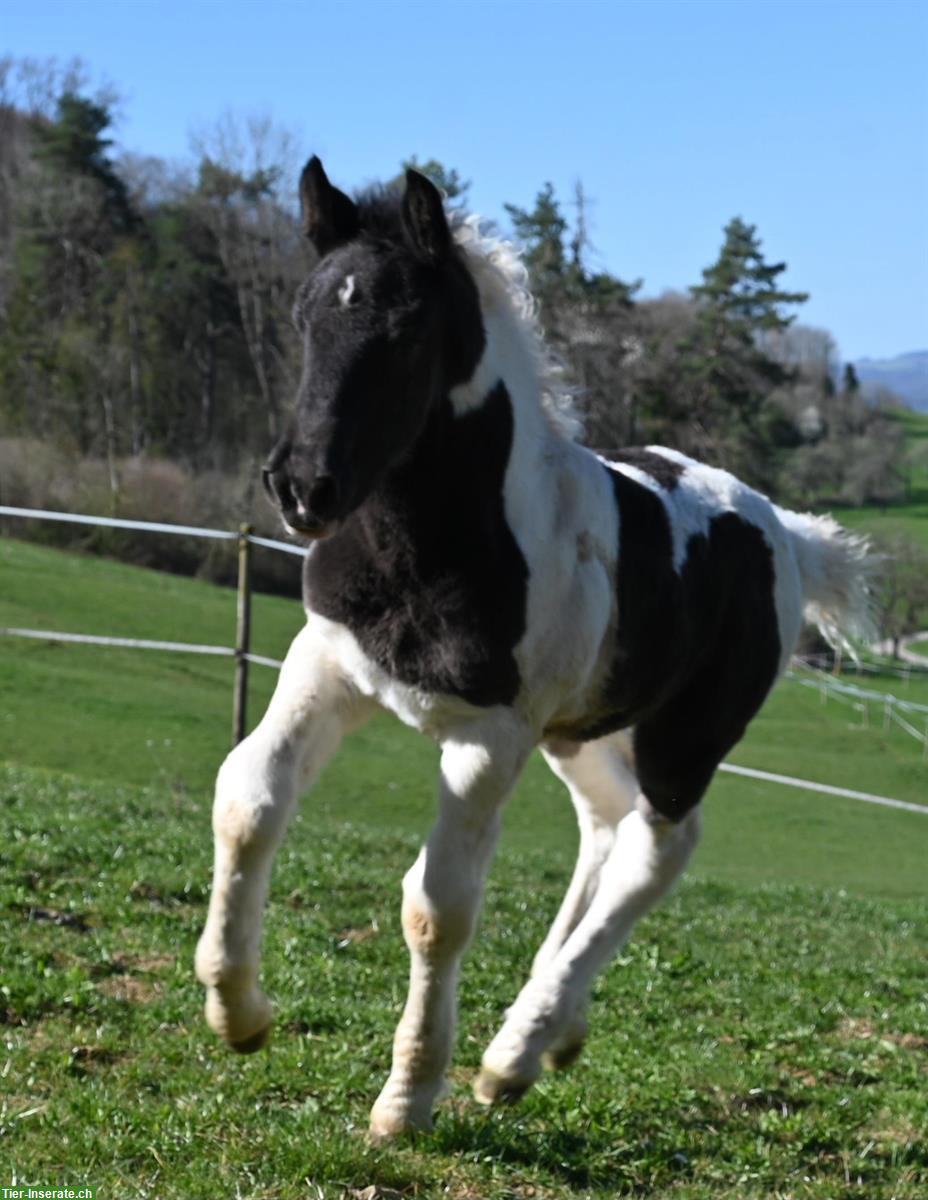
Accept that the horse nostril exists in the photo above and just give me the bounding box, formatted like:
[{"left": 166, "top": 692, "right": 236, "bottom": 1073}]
[
  {"left": 307, "top": 475, "right": 339, "bottom": 521},
  {"left": 263, "top": 466, "right": 296, "bottom": 513}
]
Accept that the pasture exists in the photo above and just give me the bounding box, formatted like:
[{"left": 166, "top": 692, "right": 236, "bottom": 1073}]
[{"left": 2, "top": 537, "right": 927, "bottom": 1198}]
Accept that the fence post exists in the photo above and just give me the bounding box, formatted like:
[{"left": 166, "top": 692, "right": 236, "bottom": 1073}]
[{"left": 232, "top": 524, "right": 253, "bottom": 747}]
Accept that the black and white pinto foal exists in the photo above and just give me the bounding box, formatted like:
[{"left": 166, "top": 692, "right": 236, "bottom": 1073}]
[{"left": 195, "top": 160, "right": 872, "bottom": 1137}]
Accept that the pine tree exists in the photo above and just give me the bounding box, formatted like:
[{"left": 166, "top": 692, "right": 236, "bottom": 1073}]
[
  {"left": 504, "top": 183, "right": 568, "bottom": 298},
  {"left": 679, "top": 217, "right": 809, "bottom": 480},
  {"left": 33, "top": 92, "right": 136, "bottom": 233},
  {"left": 843, "top": 362, "right": 860, "bottom": 394}
]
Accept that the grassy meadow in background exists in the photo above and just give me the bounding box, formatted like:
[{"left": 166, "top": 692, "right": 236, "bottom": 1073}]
[{"left": 1, "top": 533, "right": 926, "bottom": 1198}]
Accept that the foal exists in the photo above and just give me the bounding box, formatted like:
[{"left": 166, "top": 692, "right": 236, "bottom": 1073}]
[{"left": 195, "top": 159, "right": 872, "bottom": 1137}]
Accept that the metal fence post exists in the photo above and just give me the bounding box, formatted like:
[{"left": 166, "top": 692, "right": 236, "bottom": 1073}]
[{"left": 232, "top": 524, "right": 253, "bottom": 747}]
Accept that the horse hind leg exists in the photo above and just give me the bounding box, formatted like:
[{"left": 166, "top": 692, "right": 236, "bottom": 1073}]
[
  {"left": 475, "top": 743, "right": 702, "bottom": 1106},
  {"left": 195, "top": 621, "right": 371, "bottom": 1051},
  {"left": 527, "top": 734, "right": 638, "bottom": 1071}
]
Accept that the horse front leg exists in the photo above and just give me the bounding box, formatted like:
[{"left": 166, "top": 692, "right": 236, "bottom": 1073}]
[
  {"left": 195, "top": 621, "right": 370, "bottom": 1051},
  {"left": 369, "top": 713, "right": 531, "bottom": 1138}
]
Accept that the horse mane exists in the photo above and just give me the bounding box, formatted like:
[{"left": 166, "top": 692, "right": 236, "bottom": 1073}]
[
  {"left": 450, "top": 213, "right": 584, "bottom": 441},
  {"left": 351, "top": 186, "right": 584, "bottom": 442}
]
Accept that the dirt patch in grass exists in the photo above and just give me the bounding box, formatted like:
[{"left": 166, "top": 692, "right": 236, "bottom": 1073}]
[
  {"left": 98, "top": 975, "right": 161, "bottom": 1003},
  {"left": 838, "top": 1016, "right": 927, "bottom": 1050},
  {"left": 111, "top": 951, "right": 176, "bottom": 973}
]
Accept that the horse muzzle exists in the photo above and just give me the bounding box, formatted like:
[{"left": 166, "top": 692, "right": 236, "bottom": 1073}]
[{"left": 262, "top": 461, "right": 343, "bottom": 541}]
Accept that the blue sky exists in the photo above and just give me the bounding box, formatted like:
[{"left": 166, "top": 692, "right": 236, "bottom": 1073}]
[{"left": 5, "top": 0, "right": 927, "bottom": 361}]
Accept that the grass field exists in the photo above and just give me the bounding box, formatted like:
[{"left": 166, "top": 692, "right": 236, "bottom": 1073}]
[{"left": 2, "top": 536, "right": 927, "bottom": 1199}]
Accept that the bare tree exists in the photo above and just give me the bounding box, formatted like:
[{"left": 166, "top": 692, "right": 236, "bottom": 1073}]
[{"left": 191, "top": 113, "right": 305, "bottom": 442}]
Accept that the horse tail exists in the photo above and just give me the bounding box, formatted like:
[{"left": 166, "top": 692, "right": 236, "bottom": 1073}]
[{"left": 776, "top": 508, "right": 879, "bottom": 650}]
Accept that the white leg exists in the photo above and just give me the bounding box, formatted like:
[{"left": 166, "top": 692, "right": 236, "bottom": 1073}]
[
  {"left": 476, "top": 795, "right": 701, "bottom": 1103},
  {"left": 369, "top": 712, "right": 531, "bottom": 1138},
  {"left": 532, "top": 736, "right": 638, "bottom": 978},
  {"left": 528, "top": 735, "right": 638, "bottom": 1068},
  {"left": 195, "top": 620, "right": 371, "bottom": 1051}
]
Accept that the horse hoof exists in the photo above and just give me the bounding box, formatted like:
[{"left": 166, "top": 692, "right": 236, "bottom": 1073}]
[
  {"left": 368, "top": 1104, "right": 434, "bottom": 1140},
  {"left": 473, "top": 1066, "right": 533, "bottom": 1107},
  {"left": 230, "top": 1024, "right": 271, "bottom": 1054},
  {"left": 204, "top": 987, "right": 273, "bottom": 1050},
  {"left": 542, "top": 1037, "right": 584, "bottom": 1071},
  {"left": 542, "top": 1015, "right": 588, "bottom": 1071}
]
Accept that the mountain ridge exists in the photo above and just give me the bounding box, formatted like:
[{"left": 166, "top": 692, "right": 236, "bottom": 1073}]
[{"left": 852, "top": 349, "right": 928, "bottom": 410}]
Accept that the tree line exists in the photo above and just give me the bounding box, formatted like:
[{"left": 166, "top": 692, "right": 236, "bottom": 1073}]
[{"left": 0, "top": 59, "right": 920, "bottom": 622}]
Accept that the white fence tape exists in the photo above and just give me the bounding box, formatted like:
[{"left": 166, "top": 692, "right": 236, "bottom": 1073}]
[
  {"left": 0, "top": 626, "right": 284, "bottom": 669},
  {"left": 718, "top": 763, "right": 928, "bottom": 815},
  {"left": 0, "top": 504, "right": 308, "bottom": 558}
]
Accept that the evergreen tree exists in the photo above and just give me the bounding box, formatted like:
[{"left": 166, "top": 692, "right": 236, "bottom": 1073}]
[
  {"left": 33, "top": 92, "right": 136, "bottom": 233},
  {"left": 843, "top": 362, "right": 860, "bottom": 393},
  {"left": 504, "top": 183, "right": 568, "bottom": 299},
  {"left": 676, "top": 217, "right": 809, "bottom": 480}
]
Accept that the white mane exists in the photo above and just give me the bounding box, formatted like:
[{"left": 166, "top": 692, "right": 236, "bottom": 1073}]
[{"left": 451, "top": 213, "right": 584, "bottom": 441}]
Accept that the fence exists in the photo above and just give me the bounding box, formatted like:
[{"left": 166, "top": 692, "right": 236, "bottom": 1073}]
[
  {"left": 787, "top": 662, "right": 928, "bottom": 759},
  {"left": 2, "top": 503, "right": 927, "bottom": 789},
  {"left": 0, "top": 504, "right": 307, "bottom": 747}
]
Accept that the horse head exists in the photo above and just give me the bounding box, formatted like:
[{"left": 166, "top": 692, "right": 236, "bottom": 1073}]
[{"left": 262, "top": 157, "right": 485, "bottom": 539}]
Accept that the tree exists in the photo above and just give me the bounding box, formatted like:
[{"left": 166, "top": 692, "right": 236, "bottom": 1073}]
[
  {"left": 505, "top": 182, "right": 569, "bottom": 299},
  {"left": 503, "top": 181, "right": 640, "bottom": 447},
  {"left": 874, "top": 532, "right": 928, "bottom": 658},
  {"left": 32, "top": 91, "right": 135, "bottom": 233},
  {"left": 670, "top": 217, "right": 810, "bottom": 481},
  {"left": 192, "top": 114, "right": 306, "bottom": 443}
]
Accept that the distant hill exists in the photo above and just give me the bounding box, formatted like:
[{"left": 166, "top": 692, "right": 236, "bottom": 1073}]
[{"left": 853, "top": 350, "right": 928, "bottom": 411}]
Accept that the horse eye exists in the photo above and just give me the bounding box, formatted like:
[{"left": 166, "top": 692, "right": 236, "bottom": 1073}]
[{"left": 337, "top": 275, "right": 360, "bottom": 308}]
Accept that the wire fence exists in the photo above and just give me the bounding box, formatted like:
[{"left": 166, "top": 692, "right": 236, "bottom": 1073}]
[
  {"left": 0, "top": 504, "right": 306, "bottom": 744},
  {"left": 787, "top": 662, "right": 928, "bottom": 758}
]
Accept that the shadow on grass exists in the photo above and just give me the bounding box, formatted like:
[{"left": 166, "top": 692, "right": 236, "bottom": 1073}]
[{"left": 428, "top": 1098, "right": 700, "bottom": 1193}]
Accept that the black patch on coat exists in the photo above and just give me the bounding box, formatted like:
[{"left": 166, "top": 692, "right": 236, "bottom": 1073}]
[
  {"left": 303, "top": 382, "right": 529, "bottom": 707},
  {"left": 554, "top": 464, "right": 781, "bottom": 821},
  {"left": 606, "top": 448, "right": 685, "bottom": 491}
]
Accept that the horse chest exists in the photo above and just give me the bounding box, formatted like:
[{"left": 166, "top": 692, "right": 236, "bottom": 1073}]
[{"left": 303, "top": 520, "right": 529, "bottom": 709}]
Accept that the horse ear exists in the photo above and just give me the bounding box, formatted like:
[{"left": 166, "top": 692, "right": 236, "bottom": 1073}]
[
  {"left": 402, "top": 169, "right": 452, "bottom": 261},
  {"left": 299, "top": 156, "right": 359, "bottom": 254}
]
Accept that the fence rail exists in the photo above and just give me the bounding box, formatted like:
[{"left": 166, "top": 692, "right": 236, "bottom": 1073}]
[
  {"left": 787, "top": 663, "right": 928, "bottom": 758},
  {"left": 0, "top": 504, "right": 308, "bottom": 556},
  {"left": 0, "top": 504, "right": 302, "bottom": 744}
]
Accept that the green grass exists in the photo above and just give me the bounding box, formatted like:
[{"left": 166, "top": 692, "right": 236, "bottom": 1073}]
[
  {"left": 2, "top": 764, "right": 926, "bottom": 1200},
  {"left": 2, "top": 536, "right": 928, "bottom": 1198},
  {"left": 907, "top": 639, "right": 928, "bottom": 657}
]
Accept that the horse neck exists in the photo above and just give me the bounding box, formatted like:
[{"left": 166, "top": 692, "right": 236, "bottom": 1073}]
[{"left": 356, "top": 305, "right": 553, "bottom": 560}]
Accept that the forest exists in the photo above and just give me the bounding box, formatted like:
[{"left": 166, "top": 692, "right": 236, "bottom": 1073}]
[{"left": 0, "top": 58, "right": 921, "bottom": 608}]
